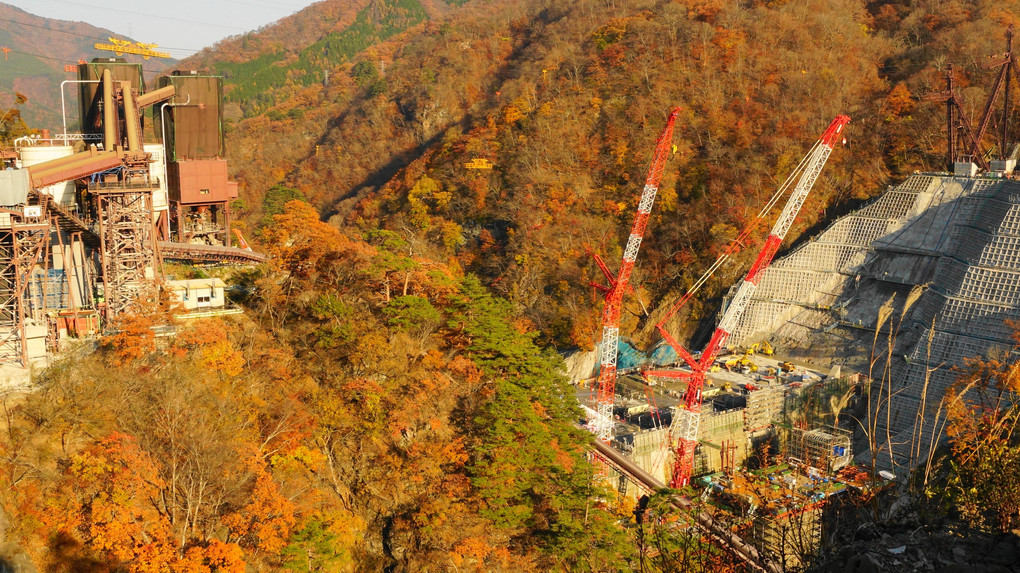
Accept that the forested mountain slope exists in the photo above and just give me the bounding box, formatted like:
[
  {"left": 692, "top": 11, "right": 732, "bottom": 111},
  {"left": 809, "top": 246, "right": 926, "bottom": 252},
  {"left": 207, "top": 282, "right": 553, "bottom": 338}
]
[
  {"left": 2, "top": 2, "right": 1020, "bottom": 572},
  {"left": 199, "top": 0, "right": 1019, "bottom": 352}
]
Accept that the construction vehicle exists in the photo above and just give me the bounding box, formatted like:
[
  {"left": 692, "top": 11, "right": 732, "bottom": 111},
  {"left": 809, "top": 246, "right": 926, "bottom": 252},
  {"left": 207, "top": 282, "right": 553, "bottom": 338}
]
[
  {"left": 724, "top": 356, "right": 757, "bottom": 373},
  {"left": 587, "top": 108, "right": 680, "bottom": 442},
  {"left": 651, "top": 115, "right": 851, "bottom": 488},
  {"left": 232, "top": 228, "right": 251, "bottom": 250},
  {"left": 742, "top": 341, "right": 774, "bottom": 356},
  {"left": 779, "top": 361, "right": 795, "bottom": 373}
]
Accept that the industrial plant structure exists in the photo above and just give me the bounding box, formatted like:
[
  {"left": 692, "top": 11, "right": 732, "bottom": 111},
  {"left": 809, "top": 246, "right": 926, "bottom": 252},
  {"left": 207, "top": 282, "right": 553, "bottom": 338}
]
[{"left": 0, "top": 58, "right": 262, "bottom": 366}]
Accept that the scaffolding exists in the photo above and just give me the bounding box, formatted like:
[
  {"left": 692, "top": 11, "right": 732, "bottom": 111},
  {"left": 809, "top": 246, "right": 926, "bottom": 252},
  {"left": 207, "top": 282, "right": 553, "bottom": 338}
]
[
  {"left": 745, "top": 386, "right": 785, "bottom": 432},
  {"left": 788, "top": 426, "right": 852, "bottom": 474},
  {"left": 0, "top": 212, "right": 51, "bottom": 365},
  {"left": 751, "top": 503, "right": 823, "bottom": 571},
  {"left": 94, "top": 184, "right": 156, "bottom": 319}
]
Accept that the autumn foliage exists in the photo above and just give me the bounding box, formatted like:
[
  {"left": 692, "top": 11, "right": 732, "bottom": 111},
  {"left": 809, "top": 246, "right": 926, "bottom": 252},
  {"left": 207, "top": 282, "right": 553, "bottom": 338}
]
[
  {"left": 0, "top": 200, "right": 634, "bottom": 571},
  {"left": 214, "top": 0, "right": 1020, "bottom": 352}
]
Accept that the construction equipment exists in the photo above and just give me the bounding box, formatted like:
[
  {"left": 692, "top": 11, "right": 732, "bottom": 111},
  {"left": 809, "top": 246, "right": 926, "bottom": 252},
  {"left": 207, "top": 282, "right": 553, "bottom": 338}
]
[
  {"left": 724, "top": 356, "right": 757, "bottom": 372},
  {"left": 586, "top": 108, "right": 680, "bottom": 442},
  {"left": 778, "top": 361, "right": 795, "bottom": 373},
  {"left": 653, "top": 115, "right": 850, "bottom": 488},
  {"left": 743, "top": 341, "right": 774, "bottom": 356},
  {"left": 232, "top": 229, "right": 251, "bottom": 250}
]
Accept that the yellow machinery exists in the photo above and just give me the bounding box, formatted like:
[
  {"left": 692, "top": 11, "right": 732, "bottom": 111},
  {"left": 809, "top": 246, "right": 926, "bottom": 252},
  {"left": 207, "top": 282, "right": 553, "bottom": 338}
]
[
  {"left": 742, "top": 341, "right": 775, "bottom": 356},
  {"left": 724, "top": 356, "right": 758, "bottom": 373},
  {"left": 94, "top": 37, "right": 170, "bottom": 59}
]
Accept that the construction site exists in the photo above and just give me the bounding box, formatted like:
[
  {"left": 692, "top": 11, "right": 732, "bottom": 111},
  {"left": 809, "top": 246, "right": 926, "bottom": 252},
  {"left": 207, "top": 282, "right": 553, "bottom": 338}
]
[
  {"left": 0, "top": 57, "right": 262, "bottom": 370},
  {"left": 578, "top": 28, "right": 1020, "bottom": 572}
]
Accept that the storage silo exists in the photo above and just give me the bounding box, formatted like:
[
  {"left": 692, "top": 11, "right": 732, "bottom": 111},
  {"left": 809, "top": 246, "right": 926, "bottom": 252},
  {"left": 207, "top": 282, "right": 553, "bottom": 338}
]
[
  {"left": 77, "top": 58, "right": 145, "bottom": 142},
  {"left": 157, "top": 72, "right": 224, "bottom": 161},
  {"left": 20, "top": 144, "right": 75, "bottom": 206}
]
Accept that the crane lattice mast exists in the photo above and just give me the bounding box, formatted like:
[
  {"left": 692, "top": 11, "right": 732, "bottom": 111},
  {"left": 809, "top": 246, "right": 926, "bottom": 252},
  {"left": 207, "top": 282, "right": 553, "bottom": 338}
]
[
  {"left": 657, "top": 115, "right": 850, "bottom": 488},
  {"left": 588, "top": 108, "right": 680, "bottom": 442}
]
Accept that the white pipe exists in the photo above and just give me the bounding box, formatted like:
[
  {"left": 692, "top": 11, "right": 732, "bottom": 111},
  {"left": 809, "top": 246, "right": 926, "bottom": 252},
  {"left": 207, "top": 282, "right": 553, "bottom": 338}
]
[
  {"left": 13, "top": 135, "right": 34, "bottom": 152},
  {"left": 159, "top": 95, "right": 190, "bottom": 229},
  {"left": 159, "top": 94, "right": 190, "bottom": 162},
  {"left": 60, "top": 80, "right": 100, "bottom": 140}
]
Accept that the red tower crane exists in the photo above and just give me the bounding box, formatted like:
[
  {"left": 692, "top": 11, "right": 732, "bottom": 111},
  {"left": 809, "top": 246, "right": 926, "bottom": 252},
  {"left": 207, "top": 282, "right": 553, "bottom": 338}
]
[
  {"left": 654, "top": 115, "right": 850, "bottom": 488},
  {"left": 588, "top": 107, "right": 681, "bottom": 442}
]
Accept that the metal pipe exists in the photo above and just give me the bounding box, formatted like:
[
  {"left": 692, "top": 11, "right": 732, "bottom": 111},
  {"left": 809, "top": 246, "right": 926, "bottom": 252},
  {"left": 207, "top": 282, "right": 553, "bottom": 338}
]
[
  {"left": 29, "top": 151, "right": 122, "bottom": 189},
  {"left": 591, "top": 437, "right": 665, "bottom": 488},
  {"left": 59, "top": 80, "right": 99, "bottom": 140},
  {"left": 101, "top": 70, "right": 115, "bottom": 151},
  {"left": 159, "top": 95, "right": 189, "bottom": 164},
  {"left": 589, "top": 438, "right": 781, "bottom": 573},
  {"left": 135, "top": 85, "right": 176, "bottom": 109},
  {"left": 121, "top": 81, "right": 140, "bottom": 152},
  {"left": 26, "top": 147, "right": 104, "bottom": 177},
  {"left": 13, "top": 135, "right": 35, "bottom": 152}
]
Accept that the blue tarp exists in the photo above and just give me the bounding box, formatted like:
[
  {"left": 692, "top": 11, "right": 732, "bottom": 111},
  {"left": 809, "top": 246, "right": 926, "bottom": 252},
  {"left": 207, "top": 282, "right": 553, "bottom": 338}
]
[
  {"left": 602, "top": 340, "right": 680, "bottom": 373},
  {"left": 649, "top": 341, "right": 678, "bottom": 365}
]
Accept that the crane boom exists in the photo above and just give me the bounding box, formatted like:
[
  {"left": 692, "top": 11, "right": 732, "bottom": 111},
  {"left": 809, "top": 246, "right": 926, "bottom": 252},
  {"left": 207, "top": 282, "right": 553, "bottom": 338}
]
[
  {"left": 588, "top": 107, "right": 681, "bottom": 442},
  {"left": 662, "top": 115, "right": 850, "bottom": 488}
]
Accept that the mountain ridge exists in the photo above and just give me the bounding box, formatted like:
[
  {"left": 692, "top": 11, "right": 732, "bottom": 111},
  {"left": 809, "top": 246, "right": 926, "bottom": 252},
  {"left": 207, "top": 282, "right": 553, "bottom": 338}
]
[{"left": 0, "top": 2, "right": 175, "bottom": 130}]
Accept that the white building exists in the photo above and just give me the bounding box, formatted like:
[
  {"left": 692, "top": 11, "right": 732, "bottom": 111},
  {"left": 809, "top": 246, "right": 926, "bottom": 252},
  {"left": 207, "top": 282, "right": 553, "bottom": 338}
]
[{"left": 166, "top": 278, "right": 227, "bottom": 310}]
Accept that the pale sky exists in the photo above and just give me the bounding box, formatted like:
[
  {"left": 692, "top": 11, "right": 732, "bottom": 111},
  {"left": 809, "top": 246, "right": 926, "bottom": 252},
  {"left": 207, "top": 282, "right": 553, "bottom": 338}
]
[{"left": 4, "top": 0, "right": 321, "bottom": 59}]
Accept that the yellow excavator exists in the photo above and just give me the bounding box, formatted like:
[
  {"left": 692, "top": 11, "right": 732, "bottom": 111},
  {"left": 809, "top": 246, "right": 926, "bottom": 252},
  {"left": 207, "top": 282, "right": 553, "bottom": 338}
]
[
  {"left": 724, "top": 356, "right": 758, "bottom": 373},
  {"left": 742, "top": 341, "right": 775, "bottom": 356}
]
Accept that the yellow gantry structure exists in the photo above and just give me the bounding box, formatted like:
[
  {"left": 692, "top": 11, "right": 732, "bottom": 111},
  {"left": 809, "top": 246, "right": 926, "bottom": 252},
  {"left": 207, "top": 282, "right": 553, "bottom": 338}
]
[{"left": 94, "top": 37, "right": 170, "bottom": 60}]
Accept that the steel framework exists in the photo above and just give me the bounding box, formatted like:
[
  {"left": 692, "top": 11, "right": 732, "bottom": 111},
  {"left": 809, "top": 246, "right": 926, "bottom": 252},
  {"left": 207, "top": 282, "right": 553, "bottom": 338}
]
[
  {"left": 0, "top": 211, "right": 51, "bottom": 365},
  {"left": 588, "top": 108, "right": 680, "bottom": 442},
  {"left": 95, "top": 185, "right": 156, "bottom": 318},
  {"left": 655, "top": 115, "right": 850, "bottom": 488}
]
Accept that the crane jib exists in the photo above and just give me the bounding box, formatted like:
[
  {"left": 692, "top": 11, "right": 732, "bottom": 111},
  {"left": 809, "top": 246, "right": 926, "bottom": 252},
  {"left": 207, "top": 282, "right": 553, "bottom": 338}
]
[
  {"left": 587, "top": 107, "right": 681, "bottom": 443},
  {"left": 664, "top": 114, "right": 851, "bottom": 488}
]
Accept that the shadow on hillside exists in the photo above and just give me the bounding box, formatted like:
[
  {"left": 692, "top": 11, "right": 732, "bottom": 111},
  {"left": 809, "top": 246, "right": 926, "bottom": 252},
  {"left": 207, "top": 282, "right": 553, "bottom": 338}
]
[{"left": 313, "top": 5, "right": 573, "bottom": 222}]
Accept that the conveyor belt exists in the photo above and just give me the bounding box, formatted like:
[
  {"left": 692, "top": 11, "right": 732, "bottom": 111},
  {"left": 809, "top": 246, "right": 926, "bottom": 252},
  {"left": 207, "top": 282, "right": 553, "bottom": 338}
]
[
  {"left": 158, "top": 241, "right": 267, "bottom": 264},
  {"left": 590, "top": 438, "right": 780, "bottom": 573}
]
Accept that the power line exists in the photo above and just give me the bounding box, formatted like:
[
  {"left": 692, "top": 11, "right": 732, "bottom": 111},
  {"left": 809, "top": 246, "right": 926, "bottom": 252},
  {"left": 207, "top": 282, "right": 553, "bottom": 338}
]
[
  {"left": 4, "top": 47, "right": 173, "bottom": 76},
  {"left": 0, "top": 17, "right": 200, "bottom": 58},
  {"left": 0, "top": 17, "right": 108, "bottom": 41},
  {"left": 217, "top": 0, "right": 313, "bottom": 10},
  {"left": 40, "top": 0, "right": 251, "bottom": 32}
]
